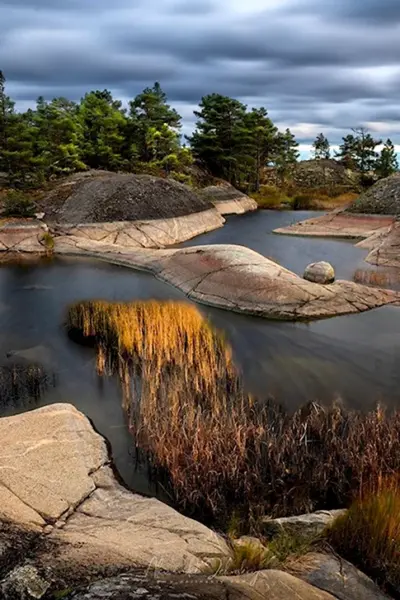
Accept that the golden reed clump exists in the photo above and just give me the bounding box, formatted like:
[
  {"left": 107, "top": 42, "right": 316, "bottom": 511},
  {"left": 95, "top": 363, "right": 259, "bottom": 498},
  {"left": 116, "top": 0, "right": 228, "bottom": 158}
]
[{"left": 67, "top": 300, "right": 400, "bottom": 529}]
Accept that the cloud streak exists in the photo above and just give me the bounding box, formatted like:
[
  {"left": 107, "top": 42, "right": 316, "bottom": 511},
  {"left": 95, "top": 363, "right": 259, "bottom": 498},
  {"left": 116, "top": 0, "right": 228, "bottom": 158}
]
[{"left": 1, "top": 0, "right": 400, "bottom": 144}]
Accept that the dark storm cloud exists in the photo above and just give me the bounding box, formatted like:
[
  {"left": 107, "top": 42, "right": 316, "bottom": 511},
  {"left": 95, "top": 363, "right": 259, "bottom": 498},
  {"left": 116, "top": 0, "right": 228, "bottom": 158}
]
[
  {"left": 2, "top": 0, "right": 400, "bottom": 145},
  {"left": 314, "top": 0, "right": 400, "bottom": 24}
]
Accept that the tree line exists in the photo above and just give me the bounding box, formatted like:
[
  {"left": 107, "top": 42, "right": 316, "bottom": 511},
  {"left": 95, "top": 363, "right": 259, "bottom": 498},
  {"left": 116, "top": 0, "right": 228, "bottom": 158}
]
[
  {"left": 312, "top": 130, "right": 398, "bottom": 179},
  {"left": 0, "top": 71, "right": 299, "bottom": 190},
  {"left": 0, "top": 69, "right": 398, "bottom": 192}
]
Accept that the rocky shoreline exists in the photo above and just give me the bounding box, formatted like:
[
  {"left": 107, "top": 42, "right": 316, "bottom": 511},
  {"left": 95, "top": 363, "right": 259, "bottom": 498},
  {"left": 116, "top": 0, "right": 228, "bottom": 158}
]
[
  {"left": 0, "top": 218, "right": 399, "bottom": 321},
  {"left": 274, "top": 211, "right": 400, "bottom": 269},
  {"left": 0, "top": 405, "right": 390, "bottom": 600}
]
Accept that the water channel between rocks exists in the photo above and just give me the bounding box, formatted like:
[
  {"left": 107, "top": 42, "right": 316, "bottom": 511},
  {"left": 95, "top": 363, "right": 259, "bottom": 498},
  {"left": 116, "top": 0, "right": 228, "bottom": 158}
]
[{"left": 0, "top": 210, "right": 399, "bottom": 496}]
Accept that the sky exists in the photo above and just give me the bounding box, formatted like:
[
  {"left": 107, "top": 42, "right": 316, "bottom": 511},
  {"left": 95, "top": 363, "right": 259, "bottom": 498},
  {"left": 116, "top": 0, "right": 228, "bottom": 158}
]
[{"left": 1, "top": 0, "right": 400, "bottom": 157}]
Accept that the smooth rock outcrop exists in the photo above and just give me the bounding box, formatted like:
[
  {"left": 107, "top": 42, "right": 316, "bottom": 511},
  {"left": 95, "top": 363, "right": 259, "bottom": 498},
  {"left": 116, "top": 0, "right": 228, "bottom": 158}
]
[
  {"left": 200, "top": 184, "right": 258, "bottom": 215},
  {"left": 0, "top": 221, "right": 48, "bottom": 253},
  {"left": 0, "top": 404, "right": 231, "bottom": 577},
  {"left": 274, "top": 212, "right": 395, "bottom": 240},
  {"left": 304, "top": 262, "right": 335, "bottom": 284},
  {"left": 54, "top": 240, "right": 400, "bottom": 320},
  {"left": 292, "top": 552, "right": 391, "bottom": 600},
  {"left": 361, "top": 221, "right": 400, "bottom": 268},
  {"left": 53, "top": 209, "right": 225, "bottom": 249}
]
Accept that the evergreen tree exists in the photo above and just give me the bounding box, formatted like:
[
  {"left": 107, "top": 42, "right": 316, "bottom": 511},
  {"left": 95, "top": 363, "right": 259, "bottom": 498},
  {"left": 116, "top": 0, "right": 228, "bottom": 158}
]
[
  {"left": 375, "top": 139, "right": 398, "bottom": 179},
  {"left": 336, "top": 128, "right": 381, "bottom": 173},
  {"left": 79, "top": 90, "right": 127, "bottom": 171},
  {"left": 2, "top": 111, "right": 39, "bottom": 186},
  {"left": 129, "top": 83, "right": 181, "bottom": 163},
  {"left": 244, "top": 107, "right": 278, "bottom": 191},
  {"left": 189, "top": 94, "right": 248, "bottom": 185},
  {"left": 335, "top": 134, "right": 357, "bottom": 169},
  {"left": 274, "top": 128, "right": 299, "bottom": 177},
  {"left": 312, "top": 133, "right": 330, "bottom": 159},
  {"left": 33, "top": 97, "right": 86, "bottom": 177}
]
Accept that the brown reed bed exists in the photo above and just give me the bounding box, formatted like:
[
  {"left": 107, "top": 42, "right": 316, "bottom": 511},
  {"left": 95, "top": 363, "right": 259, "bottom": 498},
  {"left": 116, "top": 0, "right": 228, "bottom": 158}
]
[{"left": 67, "top": 300, "right": 400, "bottom": 531}]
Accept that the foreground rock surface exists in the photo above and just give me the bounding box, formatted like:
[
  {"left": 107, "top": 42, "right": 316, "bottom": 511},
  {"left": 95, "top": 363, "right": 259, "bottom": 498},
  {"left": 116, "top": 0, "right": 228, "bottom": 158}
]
[
  {"left": 292, "top": 552, "right": 391, "bottom": 600},
  {"left": 0, "top": 404, "right": 231, "bottom": 580},
  {"left": 67, "top": 570, "right": 337, "bottom": 600}
]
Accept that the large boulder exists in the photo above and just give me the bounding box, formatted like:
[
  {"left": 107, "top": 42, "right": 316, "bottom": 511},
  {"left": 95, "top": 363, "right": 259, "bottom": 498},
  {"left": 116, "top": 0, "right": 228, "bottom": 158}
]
[
  {"left": 262, "top": 510, "right": 346, "bottom": 539},
  {"left": 291, "top": 552, "right": 390, "bottom": 600},
  {"left": 348, "top": 173, "right": 400, "bottom": 215},
  {"left": 40, "top": 171, "right": 214, "bottom": 224},
  {"left": 0, "top": 404, "right": 231, "bottom": 583},
  {"left": 304, "top": 262, "right": 335, "bottom": 284}
]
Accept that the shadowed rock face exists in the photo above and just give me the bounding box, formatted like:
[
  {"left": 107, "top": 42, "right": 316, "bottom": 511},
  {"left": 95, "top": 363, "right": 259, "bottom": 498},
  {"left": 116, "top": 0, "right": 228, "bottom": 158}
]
[
  {"left": 348, "top": 174, "right": 400, "bottom": 215},
  {"left": 40, "top": 172, "right": 215, "bottom": 224}
]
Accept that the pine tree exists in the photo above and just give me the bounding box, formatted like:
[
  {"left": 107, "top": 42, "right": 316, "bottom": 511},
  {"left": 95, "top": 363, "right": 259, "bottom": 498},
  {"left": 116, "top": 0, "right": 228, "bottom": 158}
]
[
  {"left": 33, "top": 97, "right": 86, "bottom": 177},
  {"left": 375, "top": 139, "right": 398, "bottom": 179},
  {"left": 312, "top": 133, "right": 330, "bottom": 159},
  {"left": 244, "top": 107, "right": 278, "bottom": 191},
  {"left": 129, "top": 83, "right": 181, "bottom": 164},
  {"left": 79, "top": 90, "right": 127, "bottom": 171},
  {"left": 189, "top": 94, "right": 248, "bottom": 185},
  {"left": 335, "top": 134, "right": 357, "bottom": 169},
  {"left": 336, "top": 129, "right": 381, "bottom": 173},
  {"left": 274, "top": 128, "right": 299, "bottom": 178}
]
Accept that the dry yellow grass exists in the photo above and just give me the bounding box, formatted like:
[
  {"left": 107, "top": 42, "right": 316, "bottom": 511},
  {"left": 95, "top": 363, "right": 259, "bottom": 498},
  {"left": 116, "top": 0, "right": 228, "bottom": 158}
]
[
  {"left": 67, "top": 300, "right": 400, "bottom": 529},
  {"left": 330, "top": 480, "right": 400, "bottom": 594}
]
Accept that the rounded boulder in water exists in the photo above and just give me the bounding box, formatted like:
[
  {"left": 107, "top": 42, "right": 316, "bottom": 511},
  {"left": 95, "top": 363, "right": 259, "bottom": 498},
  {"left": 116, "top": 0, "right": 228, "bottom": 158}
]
[{"left": 303, "top": 261, "right": 335, "bottom": 284}]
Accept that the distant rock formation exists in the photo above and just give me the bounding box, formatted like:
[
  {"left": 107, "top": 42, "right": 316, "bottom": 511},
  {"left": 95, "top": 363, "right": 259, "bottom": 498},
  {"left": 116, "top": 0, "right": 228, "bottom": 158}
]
[{"left": 264, "top": 159, "right": 360, "bottom": 192}]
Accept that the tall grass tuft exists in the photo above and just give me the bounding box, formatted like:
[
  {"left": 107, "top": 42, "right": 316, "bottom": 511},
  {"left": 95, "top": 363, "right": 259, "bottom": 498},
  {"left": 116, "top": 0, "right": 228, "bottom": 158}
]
[
  {"left": 67, "top": 300, "right": 400, "bottom": 530},
  {"left": 329, "top": 481, "right": 400, "bottom": 594}
]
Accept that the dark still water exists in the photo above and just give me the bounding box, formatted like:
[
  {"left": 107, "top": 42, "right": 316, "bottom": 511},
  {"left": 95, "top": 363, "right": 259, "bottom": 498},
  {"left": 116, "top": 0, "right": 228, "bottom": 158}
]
[{"left": 0, "top": 212, "right": 399, "bottom": 494}]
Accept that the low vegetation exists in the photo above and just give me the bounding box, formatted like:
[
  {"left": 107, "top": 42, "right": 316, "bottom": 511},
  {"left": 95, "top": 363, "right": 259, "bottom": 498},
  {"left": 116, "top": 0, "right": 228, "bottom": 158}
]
[
  {"left": 329, "top": 481, "right": 400, "bottom": 595},
  {"left": 67, "top": 300, "right": 400, "bottom": 533},
  {"left": 2, "top": 190, "right": 36, "bottom": 218},
  {"left": 252, "top": 184, "right": 358, "bottom": 210}
]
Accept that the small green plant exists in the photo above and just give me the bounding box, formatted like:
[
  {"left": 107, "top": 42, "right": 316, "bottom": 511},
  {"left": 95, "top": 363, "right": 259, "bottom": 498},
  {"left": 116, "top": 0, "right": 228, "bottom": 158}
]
[
  {"left": 169, "top": 171, "right": 193, "bottom": 186},
  {"left": 329, "top": 482, "right": 400, "bottom": 594},
  {"left": 268, "top": 530, "right": 320, "bottom": 563},
  {"left": 229, "top": 539, "right": 277, "bottom": 573},
  {"left": 41, "top": 231, "right": 55, "bottom": 253},
  {"left": 2, "top": 190, "right": 36, "bottom": 218}
]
